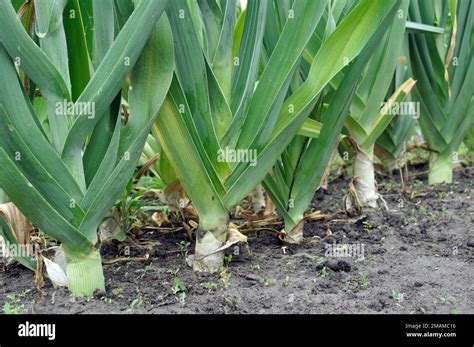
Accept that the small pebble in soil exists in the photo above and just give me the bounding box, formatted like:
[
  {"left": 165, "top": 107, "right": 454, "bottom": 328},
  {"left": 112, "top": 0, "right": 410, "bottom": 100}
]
[
  {"left": 324, "top": 260, "right": 351, "bottom": 272},
  {"left": 371, "top": 247, "right": 386, "bottom": 255},
  {"left": 399, "top": 246, "right": 408, "bottom": 251},
  {"left": 337, "top": 260, "right": 351, "bottom": 272},
  {"left": 380, "top": 300, "right": 389, "bottom": 308},
  {"left": 414, "top": 281, "right": 423, "bottom": 287}
]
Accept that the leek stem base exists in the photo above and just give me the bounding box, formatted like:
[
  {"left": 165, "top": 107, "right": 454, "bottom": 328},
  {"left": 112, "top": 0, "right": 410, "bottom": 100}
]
[
  {"left": 193, "top": 216, "right": 228, "bottom": 273},
  {"left": 429, "top": 153, "right": 453, "bottom": 185},
  {"left": 351, "top": 149, "right": 378, "bottom": 210},
  {"left": 65, "top": 248, "right": 105, "bottom": 298}
]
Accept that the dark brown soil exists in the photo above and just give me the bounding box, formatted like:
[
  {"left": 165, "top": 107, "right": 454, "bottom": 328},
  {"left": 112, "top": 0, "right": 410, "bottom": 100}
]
[{"left": 1, "top": 166, "right": 473, "bottom": 314}]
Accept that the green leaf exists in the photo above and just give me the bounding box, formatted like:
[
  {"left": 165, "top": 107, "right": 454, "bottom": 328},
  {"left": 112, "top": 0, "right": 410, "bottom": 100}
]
[
  {"left": 0, "top": 0, "right": 71, "bottom": 101},
  {"left": 61, "top": 0, "right": 169, "bottom": 184},
  {"left": 64, "top": 0, "right": 91, "bottom": 101},
  {"left": 79, "top": 13, "right": 174, "bottom": 237},
  {"left": 224, "top": 0, "right": 400, "bottom": 208},
  {"left": 0, "top": 219, "right": 36, "bottom": 271}
]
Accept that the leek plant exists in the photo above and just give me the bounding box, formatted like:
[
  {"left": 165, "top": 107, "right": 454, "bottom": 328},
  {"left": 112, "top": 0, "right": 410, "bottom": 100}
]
[
  {"left": 376, "top": 37, "right": 417, "bottom": 170},
  {"left": 408, "top": 0, "right": 474, "bottom": 184},
  {"left": 154, "top": 0, "right": 401, "bottom": 270},
  {"left": 341, "top": 0, "right": 415, "bottom": 211},
  {"left": 295, "top": 0, "right": 414, "bottom": 211},
  {"left": 0, "top": 0, "right": 174, "bottom": 296},
  {"left": 262, "top": 0, "right": 406, "bottom": 241},
  {"left": 375, "top": 20, "right": 449, "bottom": 167}
]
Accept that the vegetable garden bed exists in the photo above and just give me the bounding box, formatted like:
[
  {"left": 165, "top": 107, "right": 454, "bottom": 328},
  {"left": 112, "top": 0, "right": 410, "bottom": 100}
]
[
  {"left": 2, "top": 165, "right": 472, "bottom": 314},
  {"left": 0, "top": 0, "right": 472, "bottom": 321}
]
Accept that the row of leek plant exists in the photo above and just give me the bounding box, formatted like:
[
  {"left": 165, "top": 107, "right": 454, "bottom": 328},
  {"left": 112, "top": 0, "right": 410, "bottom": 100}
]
[
  {"left": 0, "top": 0, "right": 174, "bottom": 296},
  {"left": 152, "top": 0, "right": 402, "bottom": 271},
  {"left": 258, "top": 0, "right": 473, "bottom": 239},
  {"left": 2, "top": 0, "right": 470, "bottom": 297},
  {"left": 0, "top": 0, "right": 401, "bottom": 294},
  {"left": 408, "top": 0, "right": 474, "bottom": 184},
  {"left": 263, "top": 0, "right": 413, "bottom": 239}
]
